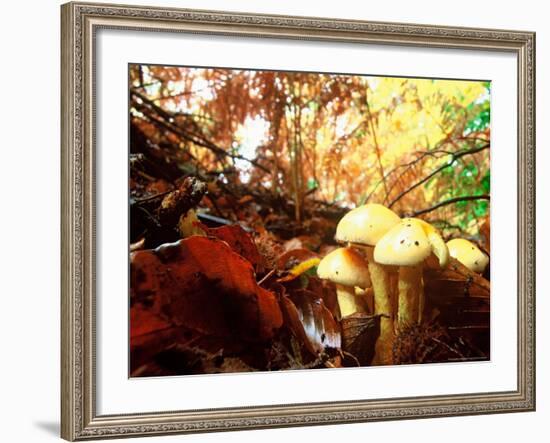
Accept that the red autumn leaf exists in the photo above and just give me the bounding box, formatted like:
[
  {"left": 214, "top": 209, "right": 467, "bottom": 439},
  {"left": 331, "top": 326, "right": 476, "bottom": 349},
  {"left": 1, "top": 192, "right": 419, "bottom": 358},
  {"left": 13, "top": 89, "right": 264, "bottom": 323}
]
[
  {"left": 131, "top": 304, "right": 172, "bottom": 341},
  {"left": 130, "top": 305, "right": 180, "bottom": 374},
  {"left": 130, "top": 236, "right": 283, "bottom": 343},
  {"left": 130, "top": 304, "right": 199, "bottom": 374},
  {"left": 205, "top": 225, "right": 266, "bottom": 273}
]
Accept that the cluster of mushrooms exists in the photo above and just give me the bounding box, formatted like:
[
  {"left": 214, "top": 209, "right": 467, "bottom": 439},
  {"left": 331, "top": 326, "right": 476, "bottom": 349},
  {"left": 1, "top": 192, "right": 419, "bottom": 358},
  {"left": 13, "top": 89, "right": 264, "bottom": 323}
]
[{"left": 316, "top": 204, "right": 489, "bottom": 365}]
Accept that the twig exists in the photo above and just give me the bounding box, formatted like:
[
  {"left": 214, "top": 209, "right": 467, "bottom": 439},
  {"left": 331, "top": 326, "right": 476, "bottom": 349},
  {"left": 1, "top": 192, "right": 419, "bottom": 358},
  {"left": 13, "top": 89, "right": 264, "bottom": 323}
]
[
  {"left": 363, "top": 136, "right": 483, "bottom": 204},
  {"left": 381, "top": 150, "right": 451, "bottom": 204},
  {"left": 430, "top": 337, "right": 465, "bottom": 359},
  {"left": 131, "top": 189, "right": 173, "bottom": 205},
  {"left": 423, "top": 219, "right": 467, "bottom": 239},
  {"left": 365, "top": 91, "right": 389, "bottom": 200},
  {"left": 406, "top": 195, "right": 490, "bottom": 217},
  {"left": 258, "top": 269, "right": 276, "bottom": 286},
  {"left": 388, "top": 143, "right": 489, "bottom": 208},
  {"left": 138, "top": 65, "right": 144, "bottom": 88},
  {"left": 340, "top": 350, "right": 361, "bottom": 367},
  {"left": 131, "top": 89, "right": 271, "bottom": 173}
]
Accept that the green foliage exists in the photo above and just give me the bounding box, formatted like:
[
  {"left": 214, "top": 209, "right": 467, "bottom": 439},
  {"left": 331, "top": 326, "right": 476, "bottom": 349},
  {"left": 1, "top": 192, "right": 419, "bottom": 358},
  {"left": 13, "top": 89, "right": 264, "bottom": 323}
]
[
  {"left": 465, "top": 88, "right": 490, "bottom": 134},
  {"left": 307, "top": 178, "right": 318, "bottom": 190},
  {"left": 426, "top": 156, "right": 489, "bottom": 230},
  {"left": 465, "top": 109, "right": 490, "bottom": 133}
]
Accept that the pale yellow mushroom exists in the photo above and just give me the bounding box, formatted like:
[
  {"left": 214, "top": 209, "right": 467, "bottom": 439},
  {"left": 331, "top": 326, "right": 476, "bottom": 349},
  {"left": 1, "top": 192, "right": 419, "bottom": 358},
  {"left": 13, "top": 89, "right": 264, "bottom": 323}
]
[
  {"left": 411, "top": 218, "right": 449, "bottom": 268},
  {"left": 405, "top": 218, "right": 449, "bottom": 321},
  {"left": 447, "top": 238, "right": 489, "bottom": 273},
  {"left": 335, "top": 204, "right": 401, "bottom": 365},
  {"left": 317, "top": 247, "right": 371, "bottom": 318},
  {"left": 375, "top": 218, "right": 448, "bottom": 330}
]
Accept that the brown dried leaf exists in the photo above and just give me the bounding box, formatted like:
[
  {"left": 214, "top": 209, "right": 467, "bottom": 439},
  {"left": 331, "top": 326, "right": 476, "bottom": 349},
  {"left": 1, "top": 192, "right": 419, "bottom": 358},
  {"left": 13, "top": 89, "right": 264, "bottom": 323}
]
[
  {"left": 282, "top": 235, "right": 321, "bottom": 252},
  {"left": 130, "top": 236, "right": 283, "bottom": 343},
  {"left": 282, "top": 289, "right": 341, "bottom": 354},
  {"left": 424, "top": 256, "right": 490, "bottom": 356},
  {"left": 341, "top": 313, "right": 381, "bottom": 366},
  {"left": 424, "top": 256, "right": 490, "bottom": 301},
  {"left": 304, "top": 277, "right": 340, "bottom": 320}
]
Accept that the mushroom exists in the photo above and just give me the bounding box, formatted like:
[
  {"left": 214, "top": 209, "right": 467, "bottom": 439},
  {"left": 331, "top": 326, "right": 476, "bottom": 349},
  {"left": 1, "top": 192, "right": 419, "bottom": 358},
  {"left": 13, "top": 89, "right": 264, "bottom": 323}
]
[
  {"left": 335, "top": 204, "right": 401, "bottom": 364},
  {"left": 410, "top": 218, "right": 449, "bottom": 268},
  {"left": 406, "top": 218, "right": 449, "bottom": 322},
  {"left": 317, "top": 247, "right": 371, "bottom": 318},
  {"left": 447, "top": 238, "right": 489, "bottom": 273},
  {"left": 374, "top": 218, "right": 448, "bottom": 330}
]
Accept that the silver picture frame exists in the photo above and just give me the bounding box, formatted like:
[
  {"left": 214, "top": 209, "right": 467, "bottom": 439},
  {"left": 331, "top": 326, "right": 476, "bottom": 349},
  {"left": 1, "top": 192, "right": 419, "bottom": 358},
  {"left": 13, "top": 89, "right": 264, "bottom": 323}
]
[{"left": 61, "top": 2, "right": 536, "bottom": 440}]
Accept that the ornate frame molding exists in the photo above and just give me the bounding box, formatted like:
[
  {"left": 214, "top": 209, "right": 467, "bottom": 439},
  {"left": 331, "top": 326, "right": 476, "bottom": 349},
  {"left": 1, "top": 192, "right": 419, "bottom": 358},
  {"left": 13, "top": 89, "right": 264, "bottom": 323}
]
[{"left": 61, "top": 2, "right": 535, "bottom": 440}]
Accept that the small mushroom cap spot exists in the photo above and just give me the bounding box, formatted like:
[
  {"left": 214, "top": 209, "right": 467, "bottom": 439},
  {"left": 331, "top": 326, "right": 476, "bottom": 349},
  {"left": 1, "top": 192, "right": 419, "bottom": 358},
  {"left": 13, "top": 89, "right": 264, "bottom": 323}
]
[
  {"left": 374, "top": 220, "right": 432, "bottom": 266},
  {"left": 335, "top": 204, "right": 400, "bottom": 246},
  {"left": 317, "top": 247, "right": 371, "bottom": 288},
  {"left": 447, "top": 238, "right": 489, "bottom": 273}
]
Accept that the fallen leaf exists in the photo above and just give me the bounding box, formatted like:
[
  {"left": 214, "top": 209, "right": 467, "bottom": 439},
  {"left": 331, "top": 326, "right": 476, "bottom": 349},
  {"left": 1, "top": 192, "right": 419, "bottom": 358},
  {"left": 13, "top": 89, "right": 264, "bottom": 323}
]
[
  {"left": 130, "top": 303, "right": 172, "bottom": 343},
  {"left": 130, "top": 236, "right": 283, "bottom": 342},
  {"left": 276, "top": 248, "right": 319, "bottom": 271},
  {"left": 277, "top": 257, "right": 321, "bottom": 283},
  {"left": 205, "top": 225, "right": 266, "bottom": 273},
  {"left": 424, "top": 256, "right": 490, "bottom": 301},
  {"left": 423, "top": 256, "right": 490, "bottom": 357},
  {"left": 341, "top": 313, "right": 381, "bottom": 366},
  {"left": 305, "top": 277, "right": 340, "bottom": 319},
  {"left": 283, "top": 235, "right": 322, "bottom": 252},
  {"left": 281, "top": 289, "right": 341, "bottom": 354}
]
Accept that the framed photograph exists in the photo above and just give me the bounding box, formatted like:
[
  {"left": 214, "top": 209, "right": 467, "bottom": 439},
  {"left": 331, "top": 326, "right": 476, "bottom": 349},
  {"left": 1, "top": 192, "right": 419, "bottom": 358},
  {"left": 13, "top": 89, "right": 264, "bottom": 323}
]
[{"left": 61, "top": 1, "right": 536, "bottom": 440}]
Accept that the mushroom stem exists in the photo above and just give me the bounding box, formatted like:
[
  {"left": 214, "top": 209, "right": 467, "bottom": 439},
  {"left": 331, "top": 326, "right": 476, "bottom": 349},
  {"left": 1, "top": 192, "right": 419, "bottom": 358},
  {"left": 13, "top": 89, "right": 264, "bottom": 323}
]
[
  {"left": 365, "top": 247, "right": 395, "bottom": 365},
  {"left": 335, "top": 284, "right": 365, "bottom": 317},
  {"left": 397, "top": 264, "right": 423, "bottom": 330}
]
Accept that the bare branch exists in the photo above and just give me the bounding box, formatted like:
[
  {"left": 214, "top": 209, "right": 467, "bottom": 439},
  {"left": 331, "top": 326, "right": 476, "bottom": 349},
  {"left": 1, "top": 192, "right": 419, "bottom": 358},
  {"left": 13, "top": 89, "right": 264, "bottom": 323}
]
[
  {"left": 363, "top": 135, "right": 487, "bottom": 205},
  {"left": 405, "top": 194, "right": 490, "bottom": 217},
  {"left": 387, "top": 143, "right": 489, "bottom": 208},
  {"left": 365, "top": 89, "right": 389, "bottom": 200},
  {"left": 364, "top": 148, "right": 451, "bottom": 204},
  {"left": 131, "top": 89, "right": 271, "bottom": 173}
]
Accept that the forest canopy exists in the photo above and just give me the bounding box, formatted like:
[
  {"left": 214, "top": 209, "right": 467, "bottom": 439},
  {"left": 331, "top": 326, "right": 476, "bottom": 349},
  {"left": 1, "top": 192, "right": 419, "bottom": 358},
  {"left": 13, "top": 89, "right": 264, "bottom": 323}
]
[{"left": 130, "top": 65, "right": 490, "bottom": 237}]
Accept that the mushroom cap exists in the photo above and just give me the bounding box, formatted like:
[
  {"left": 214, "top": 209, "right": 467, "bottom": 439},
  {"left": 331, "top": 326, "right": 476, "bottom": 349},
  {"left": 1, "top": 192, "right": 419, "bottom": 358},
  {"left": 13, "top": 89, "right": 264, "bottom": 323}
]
[
  {"left": 317, "top": 247, "right": 371, "bottom": 288},
  {"left": 447, "top": 238, "right": 489, "bottom": 273},
  {"left": 374, "top": 219, "right": 432, "bottom": 266},
  {"left": 402, "top": 218, "right": 449, "bottom": 268},
  {"left": 335, "top": 204, "right": 401, "bottom": 246}
]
